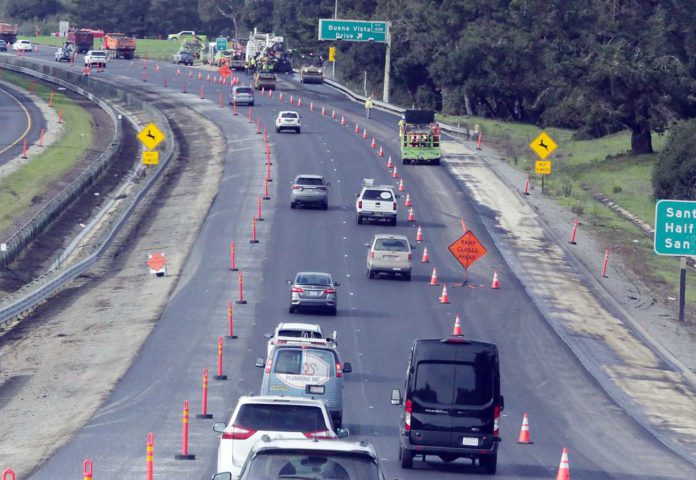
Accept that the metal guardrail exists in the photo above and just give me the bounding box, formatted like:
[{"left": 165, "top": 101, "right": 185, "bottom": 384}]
[{"left": 0, "top": 56, "right": 175, "bottom": 328}]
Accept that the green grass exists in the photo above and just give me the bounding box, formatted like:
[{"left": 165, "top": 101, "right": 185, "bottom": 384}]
[
  {"left": 439, "top": 114, "right": 693, "bottom": 317},
  {"left": 0, "top": 70, "right": 93, "bottom": 232},
  {"left": 20, "top": 36, "right": 182, "bottom": 62}
]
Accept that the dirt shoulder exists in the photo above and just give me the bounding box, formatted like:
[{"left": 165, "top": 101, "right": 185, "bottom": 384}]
[{"left": 0, "top": 93, "right": 225, "bottom": 476}]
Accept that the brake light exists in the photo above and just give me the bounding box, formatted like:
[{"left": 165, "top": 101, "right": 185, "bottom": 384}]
[
  {"left": 291, "top": 287, "right": 304, "bottom": 293},
  {"left": 323, "top": 288, "right": 336, "bottom": 295},
  {"left": 336, "top": 362, "right": 342, "bottom": 378},
  {"left": 369, "top": 251, "right": 374, "bottom": 258},
  {"left": 264, "top": 358, "right": 272, "bottom": 374},
  {"left": 303, "top": 429, "right": 336, "bottom": 439},
  {"left": 408, "top": 253, "right": 412, "bottom": 260},
  {"left": 317, "top": 186, "right": 327, "bottom": 191},
  {"left": 222, "top": 425, "right": 257, "bottom": 440},
  {"left": 292, "top": 185, "right": 302, "bottom": 190},
  {"left": 404, "top": 399, "right": 412, "bottom": 431},
  {"left": 493, "top": 405, "right": 500, "bottom": 438},
  {"left": 393, "top": 202, "right": 397, "bottom": 210},
  {"left": 358, "top": 200, "right": 362, "bottom": 209}
]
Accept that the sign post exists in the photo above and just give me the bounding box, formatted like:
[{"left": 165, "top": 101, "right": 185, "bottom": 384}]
[
  {"left": 654, "top": 199, "right": 696, "bottom": 322},
  {"left": 137, "top": 122, "right": 165, "bottom": 166},
  {"left": 448, "top": 230, "right": 488, "bottom": 285}
]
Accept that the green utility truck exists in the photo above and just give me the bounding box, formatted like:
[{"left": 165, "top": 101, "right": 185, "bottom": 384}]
[{"left": 400, "top": 110, "right": 441, "bottom": 165}]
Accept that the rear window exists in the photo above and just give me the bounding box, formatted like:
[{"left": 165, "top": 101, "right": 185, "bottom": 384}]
[
  {"left": 274, "top": 349, "right": 336, "bottom": 377},
  {"left": 247, "top": 451, "right": 380, "bottom": 479},
  {"left": 296, "top": 177, "right": 325, "bottom": 186},
  {"left": 281, "top": 112, "right": 299, "bottom": 119},
  {"left": 414, "top": 362, "right": 493, "bottom": 406},
  {"left": 236, "top": 87, "right": 253, "bottom": 94},
  {"left": 374, "top": 238, "right": 409, "bottom": 251},
  {"left": 362, "top": 189, "right": 392, "bottom": 200},
  {"left": 278, "top": 329, "right": 323, "bottom": 339},
  {"left": 235, "top": 403, "right": 328, "bottom": 432},
  {"left": 295, "top": 274, "right": 331, "bottom": 285}
]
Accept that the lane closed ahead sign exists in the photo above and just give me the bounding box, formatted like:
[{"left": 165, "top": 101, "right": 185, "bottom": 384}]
[{"left": 654, "top": 199, "right": 696, "bottom": 256}]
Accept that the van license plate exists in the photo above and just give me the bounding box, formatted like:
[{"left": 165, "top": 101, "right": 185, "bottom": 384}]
[{"left": 461, "top": 437, "right": 478, "bottom": 446}]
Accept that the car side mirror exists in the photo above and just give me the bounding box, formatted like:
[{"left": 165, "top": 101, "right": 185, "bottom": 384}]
[
  {"left": 326, "top": 182, "right": 331, "bottom": 186},
  {"left": 212, "top": 473, "right": 232, "bottom": 480},
  {"left": 286, "top": 280, "right": 292, "bottom": 285},
  {"left": 255, "top": 357, "right": 265, "bottom": 368},
  {"left": 364, "top": 243, "right": 370, "bottom": 247},
  {"left": 343, "top": 362, "right": 352, "bottom": 373},
  {"left": 334, "top": 281, "right": 340, "bottom": 286},
  {"left": 336, "top": 427, "right": 349, "bottom": 438},
  {"left": 355, "top": 193, "right": 360, "bottom": 197},
  {"left": 263, "top": 333, "right": 272, "bottom": 339},
  {"left": 212, "top": 422, "right": 226, "bottom": 433},
  {"left": 391, "top": 388, "right": 402, "bottom": 406},
  {"left": 395, "top": 194, "right": 401, "bottom": 199}
]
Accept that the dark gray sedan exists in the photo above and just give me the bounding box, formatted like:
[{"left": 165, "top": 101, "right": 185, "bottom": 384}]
[
  {"left": 172, "top": 50, "right": 194, "bottom": 65},
  {"left": 288, "top": 272, "right": 339, "bottom": 315}
]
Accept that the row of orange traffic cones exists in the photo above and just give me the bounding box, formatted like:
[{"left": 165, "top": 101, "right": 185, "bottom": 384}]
[{"left": 428, "top": 268, "right": 500, "bottom": 289}]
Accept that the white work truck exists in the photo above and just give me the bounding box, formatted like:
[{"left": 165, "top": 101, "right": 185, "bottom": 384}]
[{"left": 355, "top": 179, "right": 399, "bottom": 226}]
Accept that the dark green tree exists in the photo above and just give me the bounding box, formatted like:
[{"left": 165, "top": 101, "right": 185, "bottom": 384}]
[
  {"left": 652, "top": 119, "right": 696, "bottom": 199},
  {"left": 8, "top": 0, "right": 62, "bottom": 20}
]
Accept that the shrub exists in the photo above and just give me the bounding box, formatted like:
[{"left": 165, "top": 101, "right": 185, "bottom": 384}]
[{"left": 652, "top": 119, "right": 696, "bottom": 200}]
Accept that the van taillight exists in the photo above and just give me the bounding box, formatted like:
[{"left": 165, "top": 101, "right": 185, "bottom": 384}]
[
  {"left": 407, "top": 253, "right": 412, "bottom": 260},
  {"left": 493, "top": 405, "right": 500, "bottom": 438},
  {"left": 323, "top": 288, "right": 336, "bottom": 295},
  {"left": 222, "top": 425, "right": 257, "bottom": 440},
  {"left": 393, "top": 202, "right": 397, "bottom": 210},
  {"left": 264, "top": 358, "right": 272, "bottom": 374},
  {"left": 358, "top": 200, "right": 363, "bottom": 209},
  {"left": 303, "top": 429, "right": 336, "bottom": 439},
  {"left": 336, "top": 362, "right": 342, "bottom": 378},
  {"left": 291, "top": 287, "right": 304, "bottom": 293},
  {"left": 404, "top": 399, "right": 412, "bottom": 431}
]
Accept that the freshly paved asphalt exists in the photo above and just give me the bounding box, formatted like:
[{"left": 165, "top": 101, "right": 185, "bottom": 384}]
[
  {"left": 11, "top": 49, "right": 696, "bottom": 479},
  {"left": 0, "top": 79, "right": 44, "bottom": 165}
]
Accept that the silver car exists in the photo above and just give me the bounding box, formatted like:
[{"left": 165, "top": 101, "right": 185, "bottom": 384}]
[
  {"left": 229, "top": 85, "right": 254, "bottom": 106},
  {"left": 366, "top": 234, "right": 413, "bottom": 280},
  {"left": 288, "top": 272, "right": 339, "bottom": 315},
  {"left": 291, "top": 175, "right": 330, "bottom": 210}
]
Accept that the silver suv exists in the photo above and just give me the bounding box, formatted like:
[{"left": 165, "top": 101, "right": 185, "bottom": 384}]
[
  {"left": 229, "top": 85, "right": 254, "bottom": 106},
  {"left": 276, "top": 111, "right": 301, "bottom": 133},
  {"left": 290, "top": 174, "right": 329, "bottom": 209},
  {"left": 366, "top": 234, "right": 413, "bottom": 280}
]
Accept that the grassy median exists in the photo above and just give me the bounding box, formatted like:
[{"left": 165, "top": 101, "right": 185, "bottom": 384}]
[
  {"left": 0, "top": 70, "right": 93, "bottom": 233},
  {"left": 21, "top": 36, "right": 183, "bottom": 62},
  {"left": 439, "top": 114, "right": 694, "bottom": 316}
]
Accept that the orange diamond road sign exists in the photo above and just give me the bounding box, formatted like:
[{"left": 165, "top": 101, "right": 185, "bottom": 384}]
[
  {"left": 218, "top": 64, "right": 232, "bottom": 78},
  {"left": 147, "top": 253, "right": 166, "bottom": 272},
  {"left": 448, "top": 231, "right": 487, "bottom": 270}
]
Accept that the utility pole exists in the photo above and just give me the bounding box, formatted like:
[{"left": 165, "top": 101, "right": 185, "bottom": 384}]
[
  {"left": 382, "top": 22, "right": 391, "bottom": 103},
  {"left": 332, "top": 0, "right": 338, "bottom": 79}
]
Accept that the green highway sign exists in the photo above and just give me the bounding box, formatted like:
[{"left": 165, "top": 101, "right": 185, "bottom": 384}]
[
  {"left": 654, "top": 199, "right": 696, "bottom": 255},
  {"left": 319, "top": 19, "right": 388, "bottom": 43},
  {"left": 216, "top": 37, "right": 227, "bottom": 51}
]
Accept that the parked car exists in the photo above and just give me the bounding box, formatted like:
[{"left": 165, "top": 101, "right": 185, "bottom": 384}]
[
  {"left": 228, "top": 85, "right": 254, "bottom": 106},
  {"left": 366, "top": 233, "right": 413, "bottom": 280},
  {"left": 84, "top": 50, "right": 107, "bottom": 68},
  {"left": 0, "top": 40, "right": 7, "bottom": 52},
  {"left": 257, "top": 344, "right": 352, "bottom": 427},
  {"left": 54, "top": 46, "right": 73, "bottom": 62},
  {"left": 390, "top": 336, "right": 504, "bottom": 474},
  {"left": 212, "top": 438, "right": 386, "bottom": 480},
  {"left": 212, "top": 396, "right": 347, "bottom": 478},
  {"left": 275, "top": 111, "right": 301, "bottom": 133},
  {"left": 168, "top": 30, "right": 196, "bottom": 41},
  {"left": 287, "top": 272, "right": 339, "bottom": 315},
  {"left": 290, "top": 174, "right": 330, "bottom": 209},
  {"left": 172, "top": 49, "right": 194, "bottom": 65},
  {"left": 356, "top": 179, "right": 399, "bottom": 226},
  {"left": 12, "top": 39, "right": 33, "bottom": 52}
]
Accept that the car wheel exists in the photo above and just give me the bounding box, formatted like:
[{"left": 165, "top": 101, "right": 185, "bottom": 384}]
[
  {"left": 288, "top": 305, "right": 296, "bottom": 314},
  {"left": 404, "top": 273, "right": 411, "bottom": 281},
  {"left": 276, "top": 127, "right": 280, "bottom": 133},
  {"left": 333, "top": 414, "right": 342, "bottom": 428},
  {"left": 480, "top": 453, "right": 497, "bottom": 474},
  {"left": 390, "top": 218, "right": 397, "bottom": 226},
  {"left": 290, "top": 202, "right": 296, "bottom": 209},
  {"left": 296, "top": 128, "right": 301, "bottom": 134},
  {"left": 329, "top": 306, "right": 337, "bottom": 316},
  {"left": 368, "top": 269, "right": 375, "bottom": 279},
  {"left": 356, "top": 215, "right": 363, "bottom": 225},
  {"left": 399, "top": 446, "right": 414, "bottom": 469},
  {"left": 432, "top": 158, "right": 441, "bottom": 166},
  {"left": 321, "top": 202, "right": 328, "bottom": 210},
  {"left": 403, "top": 158, "right": 410, "bottom": 165},
  {"left": 249, "top": 102, "right": 254, "bottom": 106}
]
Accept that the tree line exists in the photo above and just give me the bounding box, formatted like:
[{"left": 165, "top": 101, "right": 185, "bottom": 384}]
[{"left": 9, "top": 1, "right": 696, "bottom": 157}]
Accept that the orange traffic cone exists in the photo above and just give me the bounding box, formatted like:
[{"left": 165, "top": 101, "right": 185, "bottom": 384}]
[
  {"left": 452, "top": 314, "right": 462, "bottom": 335},
  {"left": 188, "top": 70, "right": 193, "bottom": 78},
  {"left": 408, "top": 208, "right": 415, "bottom": 222},
  {"left": 289, "top": 95, "right": 294, "bottom": 103},
  {"left": 197, "top": 72, "right": 201, "bottom": 79},
  {"left": 398, "top": 177, "right": 404, "bottom": 191},
  {"left": 176, "top": 68, "right": 181, "bottom": 75},
  {"left": 156, "top": 64, "right": 160, "bottom": 72},
  {"left": 207, "top": 74, "right": 210, "bottom": 82},
  {"left": 297, "top": 98, "right": 302, "bottom": 107},
  {"left": 392, "top": 166, "right": 399, "bottom": 178},
  {"left": 322, "top": 106, "right": 326, "bottom": 116},
  {"left": 378, "top": 146, "right": 384, "bottom": 157},
  {"left": 430, "top": 268, "right": 439, "bottom": 286},
  {"left": 310, "top": 101, "right": 314, "bottom": 111},
  {"left": 341, "top": 116, "right": 346, "bottom": 126},
  {"left": 416, "top": 225, "right": 423, "bottom": 242},
  {"left": 556, "top": 448, "right": 570, "bottom": 480},
  {"left": 421, "top": 246, "right": 430, "bottom": 263},
  {"left": 261, "top": 87, "right": 266, "bottom": 95},
  {"left": 491, "top": 271, "right": 500, "bottom": 289},
  {"left": 362, "top": 128, "right": 367, "bottom": 139},
  {"left": 268, "top": 89, "right": 273, "bottom": 97},
  {"left": 355, "top": 124, "right": 360, "bottom": 133},
  {"left": 405, "top": 193, "right": 412, "bottom": 207},
  {"left": 371, "top": 138, "right": 376, "bottom": 149},
  {"left": 387, "top": 157, "right": 394, "bottom": 169},
  {"left": 439, "top": 284, "right": 450, "bottom": 304},
  {"left": 517, "top": 413, "right": 533, "bottom": 444}
]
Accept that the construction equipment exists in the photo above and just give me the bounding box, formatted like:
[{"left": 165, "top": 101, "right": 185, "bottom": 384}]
[
  {"left": 400, "top": 110, "right": 442, "bottom": 165},
  {"left": 67, "top": 29, "right": 94, "bottom": 53},
  {"left": 254, "top": 71, "right": 276, "bottom": 90},
  {"left": 300, "top": 54, "right": 324, "bottom": 84},
  {"left": 0, "top": 23, "right": 18, "bottom": 45},
  {"left": 103, "top": 33, "right": 135, "bottom": 59}
]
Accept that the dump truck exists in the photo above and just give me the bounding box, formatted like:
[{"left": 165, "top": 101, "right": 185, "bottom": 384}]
[
  {"left": 0, "top": 23, "right": 18, "bottom": 45},
  {"left": 400, "top": 110, "right": 441, "bottom": 165},
  {"left": 67, "top": 29, "right": 94, "bottom": 53},
  {"left": 103, "top": 32, "right": 135, "bottom": 59}
]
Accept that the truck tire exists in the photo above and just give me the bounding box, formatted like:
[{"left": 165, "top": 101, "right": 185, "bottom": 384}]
[
  {"left": 399, "top": 446, "right": 414, "bottom": 469},
  {"left": 402, "top": 158, "right": 411, "bottom": 165},
  {"left": 356, "top": 215, "right": 363, "bottom": 225},
  {"left": 432, "top": 158, "right": 441, "bottom": 165},
  {"left": 480, "top": 453, "right": 497, "bottom": 474}
]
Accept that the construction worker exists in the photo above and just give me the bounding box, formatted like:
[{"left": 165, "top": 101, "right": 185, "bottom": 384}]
[
  {"left": 364, "top": 95, "right": 374, "bottom": 119},
  {"left": 398, "top": 117, "right": 406, "bottom": 135}
]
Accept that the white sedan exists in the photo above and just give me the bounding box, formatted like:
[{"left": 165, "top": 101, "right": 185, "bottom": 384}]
[{"left": 13, "top": 40, "right": 33, "bottom": 52}]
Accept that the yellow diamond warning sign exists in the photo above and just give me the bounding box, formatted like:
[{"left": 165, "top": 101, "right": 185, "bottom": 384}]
[
  {"left": 137, "top": 122, "right": 165, "bottom": 150},
  {"left": 529, "top": 131, "right": 557, "bottom": 159}
]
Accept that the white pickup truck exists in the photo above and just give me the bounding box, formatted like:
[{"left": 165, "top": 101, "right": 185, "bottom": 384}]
[
  {"left": 84, "top": 50, "right": 107, "bottom": 67},
  {"left": 356, "top": 179, "right": 399, "bottom": 226}
]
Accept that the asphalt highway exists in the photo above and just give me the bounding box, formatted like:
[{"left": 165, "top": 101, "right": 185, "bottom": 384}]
[
  {"left": 0, "top": 79, "right": 44, "bottom": 165},
  {"left": 13, "top": 50, "right": 696, "bottom": 479}
]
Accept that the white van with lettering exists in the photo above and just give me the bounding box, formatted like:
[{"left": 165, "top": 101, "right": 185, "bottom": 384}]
[{"left": 257, "top": 345, "right": 352, "bottom": 428}]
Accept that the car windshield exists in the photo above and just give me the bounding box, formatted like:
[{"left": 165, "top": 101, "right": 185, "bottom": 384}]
[
  {"left": 374, "top": 238, "right": 409, "bottom": 252},
  {"left": 274, "top": 349, "right": 336, "bottom": 377},
  {"left": 281, "top": 112, "right": 299, "bottom": 119},
  {"left": 236, "top": 87, "right": 253, "bottom": 94},
  {"left": 235, "top": 404, "right": 328, "bottom": 432},
  {"left": 296, "top": 177, "right": 325, "bottom": 186},
  {"left": 362, "top": 189, "right": 393, "bottom": 201},
  {"left": 244, "top": 451, "right": 380, "bottom": 479},
  {"left": 295, "top": 273, "right": 331, "bottom": 285},
  {"left": 414, "top": 361, "right": 493, "bottom": 406}
]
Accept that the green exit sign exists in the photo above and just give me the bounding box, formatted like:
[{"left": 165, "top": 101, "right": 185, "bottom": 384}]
[
  {"left": 319, "top": 19, "right": 388, "bottom": 43},
  {"left": 216, "top": 37, "right": 227, "bottom": 50},
  {"left": 654, "top": 199, "right": 696, "bottom": 255}
]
